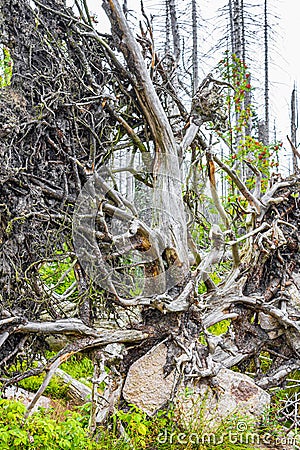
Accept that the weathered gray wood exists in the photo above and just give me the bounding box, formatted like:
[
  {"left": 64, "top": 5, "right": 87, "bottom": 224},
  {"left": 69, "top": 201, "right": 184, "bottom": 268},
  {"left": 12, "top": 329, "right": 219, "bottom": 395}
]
[
  {"left": 56, "top": 368, "right": 92, "bottom": 404},
  {"left": 102, "top": 0, "right": 190, "bottom": 294}
]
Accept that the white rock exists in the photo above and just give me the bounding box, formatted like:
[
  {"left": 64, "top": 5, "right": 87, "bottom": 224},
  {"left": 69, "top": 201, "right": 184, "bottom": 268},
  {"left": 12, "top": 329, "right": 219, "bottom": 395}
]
[{"left": 3, "top": 386, "right": 51, "bottom": 413}]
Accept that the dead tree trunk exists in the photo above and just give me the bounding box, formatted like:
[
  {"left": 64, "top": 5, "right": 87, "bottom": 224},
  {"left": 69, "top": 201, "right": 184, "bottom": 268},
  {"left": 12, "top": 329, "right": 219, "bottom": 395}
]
[
  {"left": 103, "top": 0, "right": 189, "bottom": 295},
  {"left": 291, "top": 85, "right": 299, "bottom": 173},
  {"left": 169, "top": 0, "right": 181, "bottom": 65},
  {"left": 263, "top": 0, "right": 270, "bottom": 145},
  {"left": 191, "top": 0, "right": 198, "bottom": 95},
  {"left": 232, "top": 0, "right": 242, "bottom": 59}
]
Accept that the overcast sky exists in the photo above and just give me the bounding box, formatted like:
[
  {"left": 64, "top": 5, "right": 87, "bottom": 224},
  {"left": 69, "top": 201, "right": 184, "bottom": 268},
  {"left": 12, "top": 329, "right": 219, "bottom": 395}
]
[{"left": 84, "top": 0, "right": 300, "bottom": 173}]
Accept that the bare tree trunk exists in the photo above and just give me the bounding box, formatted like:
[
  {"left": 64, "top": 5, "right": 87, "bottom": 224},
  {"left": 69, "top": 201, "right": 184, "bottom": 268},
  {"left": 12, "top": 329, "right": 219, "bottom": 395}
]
[
  {"left": 122, "top": 0, "right": 128, "bottom": 18},
  {"left": 192, "top": 0, "right": 198, "bottom": 95},
  {"left": 165, "top": 0, "right": 171, "bottom": 56},
  {"left": 169, "top": 0, "right": 181, "bottom": 65},
  {"left": 228, "top": 0, "right": 234, "bottom": 54},
  {"left": 264, "top": 0, "right": 269, "bottom": 145},
  {"left": 241, "top": 0, "right": 245, "bottom": 62},
  {"left": 240, "top": 0, "right": 251, "bottom": 136},
  {"left": 232, "top": 0, "right": 242, "bottom": 58},
  {"left": 103, "top": 0, "right": 189, "bottom": 294},
  {"left": 231, "top": 0, "right": 243, "bottom": 162},
  {"left": 291, "top": 85, "right": 299, "bottom": 173}
]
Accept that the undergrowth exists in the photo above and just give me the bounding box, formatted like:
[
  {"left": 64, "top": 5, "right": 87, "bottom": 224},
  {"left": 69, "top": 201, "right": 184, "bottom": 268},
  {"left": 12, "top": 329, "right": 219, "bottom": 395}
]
[
  {"left": 2, "top": 346, "right": 299, "bottom": 449},
  {"left": 0, "top": 397, "right": 296, "bottom": 450},
  {"left": 0, "top": 398, "right": 253, "bottom": 450}
]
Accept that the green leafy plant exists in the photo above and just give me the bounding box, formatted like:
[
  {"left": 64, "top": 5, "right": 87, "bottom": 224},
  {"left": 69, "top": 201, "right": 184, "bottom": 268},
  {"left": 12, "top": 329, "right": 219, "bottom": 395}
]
[
  {"left": 198, "top": 261, "right": 231, "bottom": 295},
  {"left": 60, "top": 354, "right": 94, "bottom": 387},
  {"left": 114, "top": 405, "right": 152, "bottom": 449},
  {"left": 0, "top": 396, "right": 297, "bottom": 450},
  {"left": 18, "top": 374, "right": 69, "bottom": 400},
  {"left": 216, "top": 52, "right": 281, "bottom": 194},
  {"left": 0, "top": 399, "right": 98, "bottom": 449}
]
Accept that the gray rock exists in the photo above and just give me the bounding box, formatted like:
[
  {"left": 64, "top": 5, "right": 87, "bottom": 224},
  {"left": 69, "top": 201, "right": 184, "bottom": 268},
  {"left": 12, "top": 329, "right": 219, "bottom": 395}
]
[
  {"left": 3, "top": 386, "right": 52, "bottom": 413},
  {"left": 176, "top": 368, "right": 270, "bottom": 429},
  {"left": 122, "top": 342, "right": 179, "bottom": 416}
]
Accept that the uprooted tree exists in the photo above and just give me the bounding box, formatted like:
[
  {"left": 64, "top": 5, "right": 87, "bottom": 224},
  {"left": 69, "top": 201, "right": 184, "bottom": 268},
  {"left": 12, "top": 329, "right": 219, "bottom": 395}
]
[{"left": 0, "top": 0, "right": 300, "bottom": 424}]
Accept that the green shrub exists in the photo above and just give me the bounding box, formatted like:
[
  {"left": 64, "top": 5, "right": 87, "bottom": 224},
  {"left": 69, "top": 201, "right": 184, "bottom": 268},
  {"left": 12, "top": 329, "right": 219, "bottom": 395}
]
[
  {"left": 60, "top": 355, "right": 93, "bottom": 387},
  {"left": 39, "top": 253, "right": 76, "bottom": 297},
  {"left": 18, "top": 374, "right": 69, "bottom": 400},
  {"left": 0, "top": 399, "right": 100, "bottom": 449}
]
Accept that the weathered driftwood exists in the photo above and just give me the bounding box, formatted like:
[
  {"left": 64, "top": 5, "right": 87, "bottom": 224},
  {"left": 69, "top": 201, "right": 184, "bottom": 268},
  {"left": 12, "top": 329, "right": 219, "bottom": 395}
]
[{"left": 56, "top": 368, "right": 92, "bottom": 404}]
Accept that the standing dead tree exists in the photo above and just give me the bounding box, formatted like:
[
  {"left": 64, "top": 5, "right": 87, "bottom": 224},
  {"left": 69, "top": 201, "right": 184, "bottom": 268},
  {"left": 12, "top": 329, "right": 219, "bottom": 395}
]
[
  {"left": 0, "top": 0, "right": 300, "bottom": 424},
  {"left": 289, "top": 85, "right": 299, "bottom": 174}
]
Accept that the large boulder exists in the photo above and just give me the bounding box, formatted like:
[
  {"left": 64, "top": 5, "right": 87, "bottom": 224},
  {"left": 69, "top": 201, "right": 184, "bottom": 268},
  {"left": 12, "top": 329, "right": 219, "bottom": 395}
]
[
  {"left": 176, "top": 367, "right": 270, "bottom": 429},
  {"left": 123, "top": 342, "right": 179, "bottom": 416}
]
